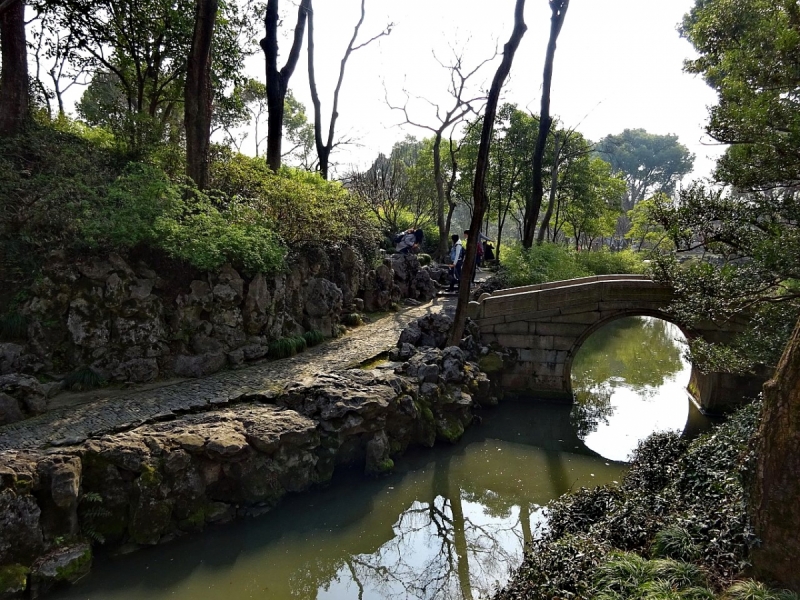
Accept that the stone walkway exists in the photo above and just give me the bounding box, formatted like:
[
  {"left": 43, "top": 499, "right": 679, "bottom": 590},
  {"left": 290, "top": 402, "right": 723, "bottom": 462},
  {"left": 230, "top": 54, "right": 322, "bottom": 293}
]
[{"left": 0, "top": 298, "right": 455, "bottom": 451}]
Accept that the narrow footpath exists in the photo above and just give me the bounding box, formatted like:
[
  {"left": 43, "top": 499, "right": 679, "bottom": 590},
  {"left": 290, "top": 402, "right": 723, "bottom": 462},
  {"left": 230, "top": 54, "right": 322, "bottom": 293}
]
[{"left": 0, "top": 298, "right": 456, "bottom": 452}]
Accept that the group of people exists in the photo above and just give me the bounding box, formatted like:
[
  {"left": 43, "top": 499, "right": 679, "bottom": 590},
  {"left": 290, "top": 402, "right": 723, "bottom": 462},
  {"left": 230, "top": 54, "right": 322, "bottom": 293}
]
[
  {"left": 393, "top": 227, "right": 495, "bottom": 292},
  {"left": 447, "top": 230, "right": 494, "bottom": 292}
]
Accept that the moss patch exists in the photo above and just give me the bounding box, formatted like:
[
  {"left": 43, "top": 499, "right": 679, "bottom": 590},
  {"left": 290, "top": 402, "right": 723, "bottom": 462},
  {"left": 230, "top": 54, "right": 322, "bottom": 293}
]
[
  {"left": 478, "top": 353, "right": 504, "bottom": 373},
  {"left": 55, "top": 546, "right": 92, "bottom": 583},
  {"left": 0, "top": 564, "right": 29, "bottom": 594}
]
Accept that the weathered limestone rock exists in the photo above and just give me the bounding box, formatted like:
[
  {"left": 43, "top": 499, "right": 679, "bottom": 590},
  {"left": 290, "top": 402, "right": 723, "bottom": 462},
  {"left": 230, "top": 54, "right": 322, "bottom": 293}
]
[
  {"left": 0, "top": 393, "right": 24, "bottom": 425},
  {"left": 0, "top": 375, "right": 47, "bottom": 417},
  {"left": 173, "top": 352, "right": 227, "bottom": 378},
  {"left": 397, "top": 313, "right": 454, "bottom": 349},
  {"left": 28, "top": 542, "right": 91, "bottom": 597}
]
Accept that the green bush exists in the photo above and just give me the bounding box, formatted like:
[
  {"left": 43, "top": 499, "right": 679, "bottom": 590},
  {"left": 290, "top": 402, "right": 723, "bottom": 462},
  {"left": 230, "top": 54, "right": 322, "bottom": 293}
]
[
  {"left": 501, "top": 242, "right": 587, "bottom": 287},
  {"left": 495, "top": 403, "right": 764, "bottom": 600},
  {"left": 575, "top": 248, "right": 646, "bottom": 276},
  {"left": 500, "top": 243, "right": 646, "bottom": 288},
  {"left": 210, "top": 150, "right": 381, "bottom": 251}
]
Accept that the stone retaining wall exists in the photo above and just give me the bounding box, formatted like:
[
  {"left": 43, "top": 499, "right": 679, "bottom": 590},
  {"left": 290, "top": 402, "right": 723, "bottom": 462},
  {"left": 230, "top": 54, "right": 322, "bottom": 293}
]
[
  {"left": 0, "top": 249, "right": 440, "bottom": 425},
  {"left": 0, "top": 346, "right": 489, "bottom": 598}
]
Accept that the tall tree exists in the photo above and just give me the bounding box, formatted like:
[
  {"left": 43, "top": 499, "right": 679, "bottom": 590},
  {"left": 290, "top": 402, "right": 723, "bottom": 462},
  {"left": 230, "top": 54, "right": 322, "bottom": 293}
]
[
  {"left": 307, "top": 0, "right": 391, "bottom": 180},
  {"left": 0, "top": 0, "right": 29, "bottom": 136},
  {"left": 387, "top": 51, "right": 490, "bottom": 260},
  {"left": 260, "top": 0, "right": 310, "bottom": 172},
  {"left": 595, "top": 129, "right": 694, "bottom": 210},
  {"left": 751, "top": 316, "right": 800, "bottom": 591},
  {"left": 185, "top": 0, "right": 219, "bottom": 189},
  {"left": 677, "top": 1, "right": 800, "bottom": 588},
  {"left": 449, "top": 0, "right": 527, "bottom": 345},
  {"left": 682, "top": 0, "right": 800, "bottom": 192},
  {"left": 521, "top": 0, "right": 570, "bottom": 248}
]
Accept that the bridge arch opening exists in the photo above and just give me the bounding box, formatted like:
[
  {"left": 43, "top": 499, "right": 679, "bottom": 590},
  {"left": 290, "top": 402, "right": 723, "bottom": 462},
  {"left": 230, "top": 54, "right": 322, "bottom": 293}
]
[{"left": 567, "top": 314, "right": 704, "bottom": 462}]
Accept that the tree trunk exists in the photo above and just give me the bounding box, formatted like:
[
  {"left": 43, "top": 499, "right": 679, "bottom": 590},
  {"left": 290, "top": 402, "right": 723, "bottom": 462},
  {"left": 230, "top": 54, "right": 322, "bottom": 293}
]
[
  {"left": 749, "top": 315, "right": 800, "bottom": 591},
  {"left": 537, "top": 132, "right": 562, "bottom": 244},
  {"left": 260, "top": 0, "right": 309, "bottom": 172},
  {"left": 184, "top": 0, "right": 219, "bottom": 190},
  {"left": 448, "top": 0, "right": 527, "bottom": 346},
  {"left": 0, "top": 0, "right": 28, "bottom": 137},
  {"left": 522, "top": 0, "right": 569, "bottom": 248}
]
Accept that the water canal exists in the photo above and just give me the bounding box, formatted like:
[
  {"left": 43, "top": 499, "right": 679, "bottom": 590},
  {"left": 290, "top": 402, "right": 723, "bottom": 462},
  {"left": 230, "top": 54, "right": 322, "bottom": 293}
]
[{"left": 52, "top": 317, "right": 710, "bottom": 600}]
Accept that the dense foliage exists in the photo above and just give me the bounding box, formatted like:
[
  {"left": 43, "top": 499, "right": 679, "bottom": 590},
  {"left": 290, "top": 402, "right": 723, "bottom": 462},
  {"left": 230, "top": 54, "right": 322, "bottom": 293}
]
[
  {"left": 495, "top": 403, "right": 798, "bottom": 600},
  {"left": 0, "top": 122, "right": 378, "bottom": 281},
  {"left": 500, "top": 242, "right": 645, "bottom": 288},
  {"left": 638, "top": 0, "right": 800, "bottom": 373}
]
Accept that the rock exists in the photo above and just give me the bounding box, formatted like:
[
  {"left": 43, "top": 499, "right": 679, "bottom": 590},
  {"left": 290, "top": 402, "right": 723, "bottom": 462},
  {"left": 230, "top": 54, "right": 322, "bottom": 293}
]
[
  {"left": 129, "top": 278, "right": 154, "bottom": 300},
  {"left": 0, "top": 564, "right": 28, "bottom": 597},
  {"left": 29, "top": 543, "right": 91, "bottom": 597},
  {"left": 204, "top": 429, "right": 249, "bottom": 460},
  {"left": 241, "top": 407, "right": 318, "bottom": 455},
  {"left": 241, "top": 344, "right": 268, "bottom": 361},
  {"left": 227, "top": 349, "right": 245, "bottom": 367},
  {"left": 0, "top": 392, "right": 24, "bottom": 425},
  {"left": 44, "top": 457, "right": 82, "bottom": 509},
  {"left": 0, "top": 489, "right": 43, "bottom": 565},
  {"left": 303, "top": 278, "right": 343, "bottom": 318},
  {"left": 191, "top": 334, "right": 223, "bottom": 355},
  {"left": 397, "top": 313, "right": 453, "bottom": 350},
  {"left": 0, "top": 374, "right": 47, "bottom": 415},
  {"left": 112, "top": 358, "right": 159, "bottom": 383},
  {"left": 243, "top": 273, "right": 270, "bottom": 335},
  {"left": 441, "top": 346, "right": 466, "bottom": 383},
  {"left": 365, "top": 430, "right": 393, "bottom": 475},
  {"left": 173, "top": 352, "right": 226, "bottom": 378},
  {"left": 217, "top": 265, "right": 245, "bottom": 300},
  {"left": 0, "top": 343, "right": 24, "bottom": 376}
]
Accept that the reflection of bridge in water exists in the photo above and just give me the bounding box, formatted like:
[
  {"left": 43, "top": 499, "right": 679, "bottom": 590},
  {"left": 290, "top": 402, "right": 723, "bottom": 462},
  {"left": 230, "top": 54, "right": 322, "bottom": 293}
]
[{"left": 469, "top": 275, "right": 766, "bottom": 414}]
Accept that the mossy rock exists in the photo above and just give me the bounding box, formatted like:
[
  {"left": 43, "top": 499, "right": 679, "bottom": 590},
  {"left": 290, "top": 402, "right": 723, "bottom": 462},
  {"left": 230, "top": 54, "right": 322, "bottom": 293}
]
[
  {"left": 0, "top": 564, "right": 29, "bottom": 596},
  {"left": 478, "top": 353, "right": 504, "bottom": 373},
  {"left": 436, "top": 415, "right": 466, "bottom": 443}
]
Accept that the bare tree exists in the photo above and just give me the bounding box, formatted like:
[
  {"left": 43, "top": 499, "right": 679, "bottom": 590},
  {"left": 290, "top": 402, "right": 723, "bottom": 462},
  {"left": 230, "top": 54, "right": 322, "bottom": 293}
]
[
  {"left": 387, "top": 49, "right": 492, "bottom": 260},
  {"left": 0, "top": 0, "right": 29, "bottom": 136},
  {"left": 522, "top": 0, "right": 570, "bottom": 248},
  {"left": 449, "top": 0, "right": 528, "bottom": 346},
  {"left": 307, "top": 0, "right": 391, "bottom": 180},
  {"left": 185, "top": 0, "right": 219, "bottom": 189},
  {"left": 260, "top": 0, "right": 310, "bottom": 171}
]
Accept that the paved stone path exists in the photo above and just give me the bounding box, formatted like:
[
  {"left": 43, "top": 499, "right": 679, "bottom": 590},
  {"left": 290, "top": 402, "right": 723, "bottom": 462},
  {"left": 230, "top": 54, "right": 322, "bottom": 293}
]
[{"left": 0, "top": 298, "right": 455, "bottom": 451}]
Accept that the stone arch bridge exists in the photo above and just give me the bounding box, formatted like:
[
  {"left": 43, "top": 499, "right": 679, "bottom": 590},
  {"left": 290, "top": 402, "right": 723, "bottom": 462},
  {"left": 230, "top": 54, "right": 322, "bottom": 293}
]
[{"left": 468, "top": 275, "right": 764, "bottom": 414}]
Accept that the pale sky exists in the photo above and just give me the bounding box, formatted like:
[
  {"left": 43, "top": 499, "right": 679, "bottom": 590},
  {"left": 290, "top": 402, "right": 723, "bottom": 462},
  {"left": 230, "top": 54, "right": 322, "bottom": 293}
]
[{"left": 254, "top": 0, "right": 724, "bottom": 180}]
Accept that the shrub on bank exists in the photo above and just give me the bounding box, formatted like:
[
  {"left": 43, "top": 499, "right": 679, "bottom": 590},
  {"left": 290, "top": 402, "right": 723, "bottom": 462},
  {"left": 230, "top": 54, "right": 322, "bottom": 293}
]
[
  {"left": 0, "top": 124, "right": 381, "bottom": 284},
  {"left": 494, "top": 402, "right": 795, "bottom": 600},
  {"left": 499, "top": 243, "right": 646, "bottom": 288}
]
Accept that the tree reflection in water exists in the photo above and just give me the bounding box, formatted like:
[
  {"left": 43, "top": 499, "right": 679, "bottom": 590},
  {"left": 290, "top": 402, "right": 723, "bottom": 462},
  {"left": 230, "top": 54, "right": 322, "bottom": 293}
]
[
  {"left": 289, "top": 455, "right": 542, "bottom": 600},
  {"left": 570, "top": 316, "right": 690, "bottom": 456}
]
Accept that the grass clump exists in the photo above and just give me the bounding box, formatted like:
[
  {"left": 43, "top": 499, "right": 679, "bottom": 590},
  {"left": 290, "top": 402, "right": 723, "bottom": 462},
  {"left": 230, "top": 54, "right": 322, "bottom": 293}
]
[
  {"left": 62, "top": 366, "right": 105, "bottom": 391},
  {"left": 267, "top": 335, "right": 310, "bottom": 359},
  {"left": 722, "top": 581, "right": 799, "bottom": 600},
  {"left": 303, "top": 330, "right": 324, "bottom": 347},
  {"left": 342, "top": 313, "right": 363, "bottom": 327},
  {"left": 652, "top": 526, "right": 702, "bottom": 562},
  {"left": 494, "top": 402, "right": 767, "bottom": 600},
  {"left": 267, "top": 337, "right": 297, "bottom": 359},
  {"left": 0, "top": 312, "right": 27, "bottom": 341}
]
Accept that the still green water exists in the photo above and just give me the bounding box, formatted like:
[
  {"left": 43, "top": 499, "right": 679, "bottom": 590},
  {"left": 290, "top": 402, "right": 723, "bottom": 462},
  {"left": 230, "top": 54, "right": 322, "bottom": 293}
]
[{"left": 52, "top": 317, "right": 706, "bottom": 600}]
